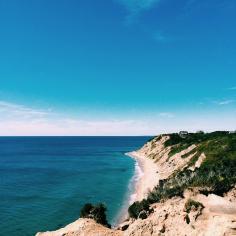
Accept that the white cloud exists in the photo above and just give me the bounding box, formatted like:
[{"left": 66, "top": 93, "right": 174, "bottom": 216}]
[
  {"left": 158, "top": 112, "right": 175, "bottom": 118},
  {"left": 0, "top": 101, "right": 236, "bottom": 136},
  {"left": 116, "top": 0, "right": 160, "bottom": 13},
  {"left": 115, "top": 0, "right": 161, "bottom": 22},
  {"left": 0, "top": 100, "right": 157, "bottom": 136},
  {"left": 215, "top": 100, "right": 234, "bottom": 105},
  {"left": 0, "top": 101, "right": 49, "bottom": 119},
  {"left": 0, "top": 117, "right": 157, "bottom": 136}
]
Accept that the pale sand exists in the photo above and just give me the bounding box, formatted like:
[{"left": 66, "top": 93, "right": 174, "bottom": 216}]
[
  {"left": 126, "top": 151, "right": 159, "bottom": 202},
  {"left": 116, "top": 152, "right": 159, "bottom": 224}
]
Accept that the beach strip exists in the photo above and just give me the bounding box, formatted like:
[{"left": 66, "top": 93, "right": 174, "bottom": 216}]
[
  {"left": 126, "top": 151, "right": 159, "bottom": 203},
  {"left": 115, "top": 151, "right": 159, "bottom": 225}
]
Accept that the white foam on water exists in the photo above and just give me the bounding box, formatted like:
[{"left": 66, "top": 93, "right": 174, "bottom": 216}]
[
  {"left": 128, "top": 161, "right": 143, "bottom": 204},
  {"left": 113, "top": 153, "right": 144, "bottom": 226}
]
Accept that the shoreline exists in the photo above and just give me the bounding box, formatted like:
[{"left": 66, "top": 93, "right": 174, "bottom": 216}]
[
  {"left": 126, "top": 151, "right": 159, "bottom": 203},
  {"left": 115, "top": 151, "right": 159, "bottom": 225}
]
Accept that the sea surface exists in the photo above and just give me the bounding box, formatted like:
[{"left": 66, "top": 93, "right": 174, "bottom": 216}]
[{"left": 0, "top": 136, "right": 150, "bottom": 236}]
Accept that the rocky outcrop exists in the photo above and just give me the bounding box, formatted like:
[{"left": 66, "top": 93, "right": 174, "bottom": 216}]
[{"left": 123, "top": 191, "right": 236, "bottom": 236}]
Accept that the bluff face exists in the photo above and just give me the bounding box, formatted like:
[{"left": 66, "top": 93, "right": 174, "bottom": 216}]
[{"left": 37, "top": 132, "right": 236, "bottom": 236}]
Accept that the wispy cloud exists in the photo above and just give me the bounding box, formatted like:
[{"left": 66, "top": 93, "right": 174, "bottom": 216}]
[
  {"left": 153, "top": 31, "right": 177, "bottom": 43},
  {"left": 116, "top": 0, "right": 160, "bottom": 12},
  {"left": 0, "top": 100, "right": 235, "bottom": 136},
  {"left": 0, "top": 100, "right": 157, "bottom": 135},
  {"left": 115, "top": 0, "right": 161, "bottom": 22},
  {"left": 228, "top": 86, "right": 236, "bottom": 90},
  {"left": 0, "top": 101, "right": 50, "bottom": 119},
  {"left": 215, "top": 100, "right": 234, "bottom": 105},
  {"left": 159, "top": 112, "right": 175, "bottom": 118}
]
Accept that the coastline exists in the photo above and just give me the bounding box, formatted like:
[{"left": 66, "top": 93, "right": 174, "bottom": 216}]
[
  {"left": 36, "top": 133, "right": 236, "bottom": 236},
  {"left": 115, "top": 151, "right": 159, "bottom": 225},
  {"left": 126, "top": 151, "right": 159, "bottom": 203}
]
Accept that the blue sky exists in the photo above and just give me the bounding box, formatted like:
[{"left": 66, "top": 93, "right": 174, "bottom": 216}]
[{"left": 0, "top": 0, "right": 235, "bottom": 135}]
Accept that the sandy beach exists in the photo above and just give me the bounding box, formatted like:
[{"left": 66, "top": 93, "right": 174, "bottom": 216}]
[
  {"left": 126, "top": 151, "right": 159, "bottom": 203},
  {"left": 115, "top": 151, "right": 160, "bottom": 224}
]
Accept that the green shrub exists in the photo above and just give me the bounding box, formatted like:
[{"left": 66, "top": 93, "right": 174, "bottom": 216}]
[
  {"left": 80, "top": 203, "right": 110, "bottom": 228},
  {"left": 184, "top": 199, "right": 204, "bottom": 213},
  {"left": 128, "top": 200, "right": 150, "bottom": 219},
  {"left": 80, "top": 203, "right": 93, "bottom": 218}
]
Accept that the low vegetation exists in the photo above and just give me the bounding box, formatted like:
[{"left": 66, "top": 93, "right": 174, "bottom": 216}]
[
  {"left": 128, "top": 200, "right": 150, "bottom": 219},
  {"left": 184, "top": 199, "right": 204, "bottom": 214},
  {"left": 128, "top": 131, "right": 236, "bottom": 219},
  {"left": 80, "top": 203, "right": 111, "bottom": 228},
  {"left": 184, "top": 199, "right": 204, "bottom": 224}
]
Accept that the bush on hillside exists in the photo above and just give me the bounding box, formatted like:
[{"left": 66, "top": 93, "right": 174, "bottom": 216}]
[
  {"left": 184, "top": 199, "right": 204, "bottom": 213},
  {"left": 128, "top": 200, "right": 150, "bottom": 219},
  {"left": 80, "top": 203, "right": 110, "bottom": 228}
]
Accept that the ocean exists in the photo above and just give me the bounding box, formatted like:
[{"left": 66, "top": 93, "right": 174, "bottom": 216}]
[{"left": 0, "top": 136, "right": 150, "bottom": 236}]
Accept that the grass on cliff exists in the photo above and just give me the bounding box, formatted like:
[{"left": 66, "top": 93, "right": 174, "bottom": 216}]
[
  {"left": 166, "top": 131, "right": 230, "bottom": 158},
  {"left": 128, "top": 131, "right": 236, "bottom": 219}
]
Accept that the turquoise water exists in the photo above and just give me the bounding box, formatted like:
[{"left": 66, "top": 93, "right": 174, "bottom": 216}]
[{"left": 0, "top": 136, "right": 150, "bottom": 236}]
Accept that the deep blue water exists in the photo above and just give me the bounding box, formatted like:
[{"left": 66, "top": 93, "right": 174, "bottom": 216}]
[{"left": 0, "top": 136, "right": 150, "bottom": 236}]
